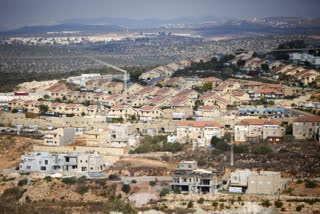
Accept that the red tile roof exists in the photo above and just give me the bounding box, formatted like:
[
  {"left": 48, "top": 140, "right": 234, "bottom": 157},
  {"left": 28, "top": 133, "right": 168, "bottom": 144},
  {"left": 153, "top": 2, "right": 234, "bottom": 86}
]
[
  {"left": 271, "top": 64, "right": 287, "bottom": 73},
  {"left": 52, "top": 102, "right": 63, "bottom": 107},
  {"left": 236, "top": 119, "right": 280, "bottom": 126},
  {"left": 88, "top": 105, "right": 98, "bottom": 110},
  {"left": 294, "top": 116, "right": 320, "bottom": 123},
  {"left": 294, "top": 69, "right": 311, "bottom": 79},
  {"left": 150, "top": 95, "right": 169, "bottom": 105},
  {"left": 140, "top": 106, "right": 158, "bottom": 111},
  {"left": 24, "top": 100, "right": 34, "bottom": 105},
  {"left": 65, "top": 104, "right": 77, "bottom": 108},
  {"left": 105, "top": 94, "right": 121, "bottom": 101},
  {"left": 179, "top": 121, "right": 223, "bottom": 128},
  {"left": 176, "top": 89, "right": 195, "bottom": 97},
  {"left": 155, "top": 87, "right": 171, "bottom": 96},
  {"left": 212, "top": 94, "right": 230, "bottom": 105},
  {"left": 215, "top": 84, "right": 228, "bottom": 91},
  {"left": 199, "top": 92, "right": 215, "bottom": 100},
  {"left": 8, "top": 99, "right": 18, "bottom": 103},
  {"left": 243, "top": 81, "right": 263, "bottom": 86},
  {"left": 138, "top": 86, "right": 157, "bottom": 95},
  {"left": 232, "top": 91, "right": 246, "bottom": 96},
  {"left": 165, "top": 77, "right": 181, "bottom": 85},
  {"left": 170, "top": 96, "right": 189, "bottom": 106}
]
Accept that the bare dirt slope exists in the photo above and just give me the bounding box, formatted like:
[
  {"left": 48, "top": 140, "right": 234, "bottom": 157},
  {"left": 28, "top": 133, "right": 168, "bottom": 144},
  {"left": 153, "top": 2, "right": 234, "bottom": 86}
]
[
  {"left": 0, "top": 134, "right": 42, "bottom": 172},
  {"left": 109, "top": 157, "right": 176, "bottom": 176}
]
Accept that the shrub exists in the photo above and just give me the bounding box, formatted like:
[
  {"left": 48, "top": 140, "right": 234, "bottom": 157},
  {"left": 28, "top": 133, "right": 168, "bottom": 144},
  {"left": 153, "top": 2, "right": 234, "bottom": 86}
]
[
  {"left": 252, "top": 145, "right": 272, "bottom": 154},
  {"left": 187, "top": 201, "right": 193, "bottom": 208},
  {"left": 44, "top": 176, "right": 52, "bottom": 182},
  {"left": 77, "top": 176, "right": 87, "bottom": 184},
  {"left": 296, "top": 205, "right": 303, "bottom": 211},
  {"left": 121, "top": 184, "right": 130, "bottom": 194},
  {"left": 296, "top": 179, "right": 303, "bottom": 184},
  {"left": 131, "top": 180, "right": 137, "bottom": 184},
  {"left": 261, "top": 199, "right": 271, "bottom": 207},
  {"left": 160, "top": 188, "right": 169, "bottom": 197},
  {"left": 2, "top": 187, "right": 21, "bottom": 197},
  {"left": 75, "top": 185, "right": 88, "bottom": 195},
  {"left": 18, "top": 178, "right": 28, "bottom": 187},
  {"left": 305, "top": 180, "right": 317, "bottom": 188},
  {"left": 149, "top": 181, "right": 156, "bottom": 186},
  {"left": 212, "top": 149, "right": 225, "bottom": 156},
  {"left": 197, "top": 197, "right": 205, "bottom": 204},
  {"left": 62, "top": 177, "right": 76, "bottom": 185},
  {"left": 283, "top": 187, "right": 294, "bottom": 194},
  {"left": 25, "top": 195, "right": 31, "bottom": 203},
  {"left": 216, "top": 141, "right": 230, "bottom": 151},
  {"left": 234, "top": 144, "right": 249, "bottom": 153},
  {"left": 197, "top": 158, "right": 207, "bottom": 166},
  {"left": 108, "top": 174, "right": 120, "bottom": 180},
  {"left": 274, "top": 200, "right": 283, "bottom": 208}
]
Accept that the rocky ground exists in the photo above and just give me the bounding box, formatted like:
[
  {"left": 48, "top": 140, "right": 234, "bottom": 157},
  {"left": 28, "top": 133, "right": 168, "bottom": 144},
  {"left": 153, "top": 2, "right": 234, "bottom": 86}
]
[
  {"left": 169, "top": 140, "right": 320, "bottom": 177},
  {"left": 0, "top": 134, "right": 42, "bottom": 172}
]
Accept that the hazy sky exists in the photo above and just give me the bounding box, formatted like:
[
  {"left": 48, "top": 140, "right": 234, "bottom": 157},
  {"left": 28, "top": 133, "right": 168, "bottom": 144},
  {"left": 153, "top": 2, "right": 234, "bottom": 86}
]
[{"left": 1, "top": 0, "right": 320, "bottom": 30}]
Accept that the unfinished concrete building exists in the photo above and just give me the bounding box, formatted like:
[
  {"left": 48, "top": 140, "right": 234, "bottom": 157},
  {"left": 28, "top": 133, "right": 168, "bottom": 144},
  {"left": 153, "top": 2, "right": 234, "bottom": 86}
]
[{"left": 170, "top": 161, "right": 222, "bottom": 194}]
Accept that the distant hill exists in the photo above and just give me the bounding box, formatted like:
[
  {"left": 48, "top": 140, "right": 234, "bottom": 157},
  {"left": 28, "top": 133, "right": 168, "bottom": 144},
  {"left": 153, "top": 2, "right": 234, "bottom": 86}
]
[
  {"left": 0, "top": 24, "right": 123, "bottom": 36},
  {"left": 62, "top": 16, "right": 229, "bottom": 29}
]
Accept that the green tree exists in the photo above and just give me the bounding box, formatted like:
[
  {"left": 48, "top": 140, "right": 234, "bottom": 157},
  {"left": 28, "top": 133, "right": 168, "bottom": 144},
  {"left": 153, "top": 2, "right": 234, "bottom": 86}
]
[
  {"left": 258, "top": 97, "right": 266, "bottom": 105},
  {"left": 43, "top": 94, "right": 50, "bottom": 99},
  {"left": 193, "top": 99, "right": 204, "bottom": 110},
  {"left": 131, "top": 71, "right": 142, "bottom": 82},
  {"left": 121, "top": 184, "right": 130, "bottom": 194},
  {"left": 39, "top": 104, "right": 49, "bottom": 114},
  {"left": 203, "top": 82, "right": 212, "bottom": 92},
  {"left": 210, "top": 136, "right": 222, "bottom": 147},
  {"left": 160, "top": 188, "right": 169, "bottom": 197},
  {"left": 237, "top": 60, "right": 246, "bottom": 67},
  {"left": 285, "top": 124, "right": 293, "bottom": 135},
  {"left": 261, "top": 64, "right": 269, "bottom": 71},
  {"left": 268, "top": 100, "right": 275, "bottom": 105}
]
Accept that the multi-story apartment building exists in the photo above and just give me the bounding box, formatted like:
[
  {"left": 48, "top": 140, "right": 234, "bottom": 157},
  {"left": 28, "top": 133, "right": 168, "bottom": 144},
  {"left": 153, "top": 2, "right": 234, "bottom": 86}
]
[
  {"left": 104, "top": 124, "right": 136, "bottom": 147},
  {"left": 293, "top": 116, "right": 320, "bottom": 139},
  {"left": 77, "top": 152, "right": 106, "bottom": 177},
  {"left": 19, "top": 152, "right": 65, "bottom": 173},
  {"left": 177, "top": 121, "right": 224, "bottom": 146},
  {"left": 138, "top": 106, "right": 163, "bottom": 122},
  {"left": 43, "top": 128, "right": 75, "bottom": 146},
  {"left": 170, "top": 161, "right": 222, "bottom": 194},
  {"left": 20, "top": 152, "right": 107, "bottom": 176},
  {"left": 235, "top": 119, "right": 282, "bottom": 142},
  {"left": 195, "top": 106, "right": 220, "bottom": 121}
]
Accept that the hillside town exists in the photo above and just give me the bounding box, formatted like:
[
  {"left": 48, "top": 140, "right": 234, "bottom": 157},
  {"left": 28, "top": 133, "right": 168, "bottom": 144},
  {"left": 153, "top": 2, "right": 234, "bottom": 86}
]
[{"left": 1, "top": 47, "right": 320, "bottom": 213}]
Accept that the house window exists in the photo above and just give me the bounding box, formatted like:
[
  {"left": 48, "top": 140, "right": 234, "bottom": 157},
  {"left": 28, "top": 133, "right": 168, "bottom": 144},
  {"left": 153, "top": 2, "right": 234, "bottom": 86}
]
[{"left": 45, "top": 160, "right": 48, "bottom": 165}]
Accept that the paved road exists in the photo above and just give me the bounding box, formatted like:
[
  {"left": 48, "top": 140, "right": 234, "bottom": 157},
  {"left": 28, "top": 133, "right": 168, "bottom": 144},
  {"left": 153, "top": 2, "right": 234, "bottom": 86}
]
[
  {"left": 113, "top": 176, "right": 171, "bottom": 184},
  {"left": 284, "top": 107, "right": 315, "bottom": 117}
]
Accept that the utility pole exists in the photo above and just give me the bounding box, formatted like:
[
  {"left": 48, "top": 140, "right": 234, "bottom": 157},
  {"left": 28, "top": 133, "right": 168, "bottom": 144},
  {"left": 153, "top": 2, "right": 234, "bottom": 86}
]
[{"left": 231, "top": 144, "right": 234, "bottom": 166}]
